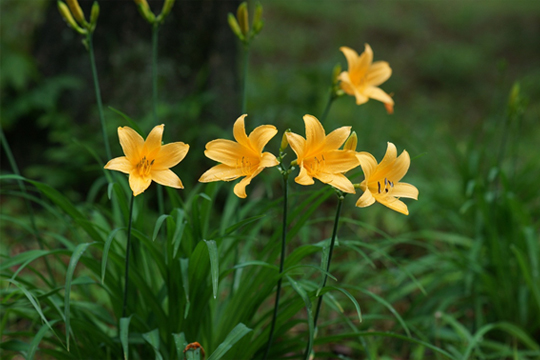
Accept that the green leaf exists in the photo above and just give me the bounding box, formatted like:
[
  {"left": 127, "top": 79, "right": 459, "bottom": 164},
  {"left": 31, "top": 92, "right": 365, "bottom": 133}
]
[
  {"left": 205, "top": 240, "right": 219, "bottom": 299},
  {"left": 173, "top": 332, "right": 188, "bottom": 360},
  {"left": 108, "top": 106, "right": 144, "bottom": 135},
  {"left": 6, "top": 279, "right": 61, "bottom": 345},
  {"left": 120, "top": 316, "right": 132, "bottom": 360},
  {"left": 172, "top": 210, "right": 186, "bottom": 259},
  {"left": 101, "top": 228, "right": 124, "bottom": 283},
  {"left": 327, "top": 286, "right": 362, "bottom": 323},
  {"left": 26, "top": 320, "right": 59, "bottom": 360},
  {"left": 65, "top": 242, "right": 96, "bottom": 351},
  {"left": 153, "top": 214, "right": 170, "bottom": 241},
  {"left": 286, "top": 275, "right": 314, "bottom": 356},
  {"left": 142, "top": 329, "right": 163, "bottom": 360},
  {"left": 180, "top": 258, "right": 190, "bottom": 319},
  {"left": 222, "top": 214, "right": 266, "bottom": 236},
  {"left": 207, "top": 323, "right": 252, "bottom": 360}
]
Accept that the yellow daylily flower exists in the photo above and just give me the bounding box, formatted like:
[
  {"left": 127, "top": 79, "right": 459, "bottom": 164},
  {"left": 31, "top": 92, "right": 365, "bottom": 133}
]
[
  {"left": 104, "top": 125, "right": 189, "bottom": 196},
  {"left": 338, "top": 44, "right": 394, "bottom": 113},
  {"left": 286, "top": 115, "right": 360, "bottom": 194},
  {"left": 199, "top": 114, "right": 279, "bottom": 198},
  {"left": 356, "top": 142, "right": 418, "bottom": 215}
]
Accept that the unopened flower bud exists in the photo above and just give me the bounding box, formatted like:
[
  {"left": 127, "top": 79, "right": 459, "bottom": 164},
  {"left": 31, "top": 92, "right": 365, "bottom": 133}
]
[
  {"left": 134, "top": 0, "right": 155, "bottom": 24},
  {"left": 58, "top": 1, "right": 86, "bottom": 35},
  {"left": 343, "top": 131, "right": 357, "bottom": 151},
  {"left": 228, "top": 13, "right": 244, "bottom": 41},
  {"left": 160, "top": 0, "right": 175, "bottom": 20},
  {"left": 90, "top": 2, "right": 99, "bottom": 29},
  {"left": 252, "top": 2, "right": 263, "bottom": 34},
  {"left": 280, "top": 129, "right": 291, "bottom": 152},
  {"left": 237, "top": 2, "right": 249, "bottom": 36},
  {"left": 66, "top": 0, "right": 86, "bottom": 26}
]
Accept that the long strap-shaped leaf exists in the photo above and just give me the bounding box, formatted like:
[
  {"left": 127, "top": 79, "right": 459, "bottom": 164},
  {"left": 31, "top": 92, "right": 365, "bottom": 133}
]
[
  {"left": 65, "top": 242, "right": 96, "bottom": 351},
  {"left": 207, "top": 323, "right": 252, "bottom": 360}
]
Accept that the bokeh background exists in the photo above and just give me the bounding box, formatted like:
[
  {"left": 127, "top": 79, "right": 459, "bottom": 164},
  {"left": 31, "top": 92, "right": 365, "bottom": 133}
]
[{"left": 2, "top": 0, "right": 540, "bottom": 357}]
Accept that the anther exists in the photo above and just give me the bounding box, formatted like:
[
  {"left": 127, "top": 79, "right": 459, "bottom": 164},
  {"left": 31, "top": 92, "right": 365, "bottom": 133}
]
[{"left": 377, "top": 181, "right": 381, "bottom": 194}]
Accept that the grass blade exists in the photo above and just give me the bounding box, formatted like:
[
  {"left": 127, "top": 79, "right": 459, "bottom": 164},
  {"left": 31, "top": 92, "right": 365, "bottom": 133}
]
[
  {"left": 120, "top": 316, "right": 132, "bottom": 360},
  {"left": 65, "top": 242, "right": 96, "bottom": 351},
  {"left": 101, "top": 228, "right": 124, "bottom": 284},
  {"left": 207, "top": 323, "right": 252, "bottom": 360},
  {"left": 142, "top": 329, "right": 163, "bottom": 360},
  {"left": 205, "top": 240, "right": 219, "bottom": 299}
]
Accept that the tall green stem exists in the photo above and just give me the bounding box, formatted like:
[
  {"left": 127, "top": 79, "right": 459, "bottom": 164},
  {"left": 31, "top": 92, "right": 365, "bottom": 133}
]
[
  {"left": 304, "top": 193, "right": 344, "bottom": 360},
  {"left": 241, "top": 44, "right": 250, "bottom": 114},
  {"left": 320, "top": 90, "right": 336, "bottom": 124},
  {"left": 0, "top": 128, "right": 55, "bottom": 285},
  {"left": 151, "top": 23, "right": 165, "bottom": 215},
  {"left": 122, "top": 194, "right": 135, "bottom": 318},
  {"left": 87, "top": 32, "right": 111, "bottom": 161},
  {"left": 263, "top": 172, "right": 289, "bottom": 360},
  {"left": 152, "top": 24, "right": 159, "bottom": 123}
]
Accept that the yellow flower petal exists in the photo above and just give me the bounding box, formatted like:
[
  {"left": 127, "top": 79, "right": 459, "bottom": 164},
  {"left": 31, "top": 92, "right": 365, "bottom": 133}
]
[
  {"left": 384, "top": 150, "right": 410, "bottom": 182},
  {"left": 366, "top": 61, "right": 392, "bottom": 87},
  {"left": 129, "top": 173, "right": 152, "bottom": 196},
  {"left": 357, "top": 152, "right": 377, "bottom": 179},
  {"left": 248, "top": 125, "right": 278, "bottom": 154},
  {"left": 153, "top": 142, "right": 189, "bottom": 170},
  {"left": 317, "top": 172, "right": 355, "bottom": 194},
  {"left": 151, "top": 169, "right": 184, "bottom": 189},
  {"left": 356, "top": 189, "right": 376, "bottom": 208},
  {"left": 339, "top": 46, "right": 362, "bottom": 82},
  {"left": 118, "top": 126, "right": 144, "bottom": 161},
  {"left": 325, "top": 126, "right": 351, "bottom": 152},
  {"left": 364, "top": 86, "right": 394, "bottom": 105},
  {"left": 285, "top": 132, "right": 306, "bottom": 160},
  {"left": 233, "top": 114, "right": 250, "bottom": 148},
  {"left": 143, "top": 124, "right": 164, "bottom": 157},
  {"left": 260, "top": 152, "right": 279, "bottom": 168},
  {"left": 391, "top": 182, "right": 418, "bottom": 200},
  {"left": 295, "top": 165, "right": 315, "bottom": 186},
  {"left": 204, "top": 139, "right": 245, "bottom": 166},
  {"left": 358, "top": 43, "right": 374, "bottom": 72},
  {"left": 199, "top": 164, "right": 243, "bottom": 182},
  {"left": 376, "top": 194, "right": 409, "bottom": 215},
  {"left": 304, "top": 114, "right": 326, "bottom": 154},
  {"left": 323, "top": 150, "right": 360, "bottom": 173},
  {"left": 353, "top": 87, "right": 369, "bottom": 105},
  {"left": 234, "top": 165, "right": 265, "bottom": 198},
  {"left": 337, "top": 72, "right": 356, "bottom": 96},
  {"left": 104, "top": 156, "right": 133, "bottom": 174}
]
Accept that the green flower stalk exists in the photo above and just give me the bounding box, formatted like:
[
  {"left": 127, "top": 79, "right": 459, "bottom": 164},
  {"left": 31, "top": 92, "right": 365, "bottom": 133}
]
[
  {"left": 228, "top": 2, "right": 264, "bottom": 113},
  {"left": 57, "top": 0, "right": 111, "bottom": 160}
]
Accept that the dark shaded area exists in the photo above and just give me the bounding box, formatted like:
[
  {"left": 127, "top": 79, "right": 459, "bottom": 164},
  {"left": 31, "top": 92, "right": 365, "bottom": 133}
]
[{"left": 2, "top": 0, "right": 239, "bottom": 194}]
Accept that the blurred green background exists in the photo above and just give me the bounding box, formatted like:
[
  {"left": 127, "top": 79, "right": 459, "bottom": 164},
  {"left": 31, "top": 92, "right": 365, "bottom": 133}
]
[{"left": 2, "top": 0, "right": 540, "bottom": 357}]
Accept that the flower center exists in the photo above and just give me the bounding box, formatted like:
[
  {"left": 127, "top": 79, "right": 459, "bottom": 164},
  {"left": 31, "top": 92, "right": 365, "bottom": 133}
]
[
  {"left": 306, "top": 155, "right": 326, "bottom": 175},
  {"left": 375, "top": 177, "right": 394, "bottom": 194},
  {"left": 136, "top": 156, "right": 154, "bottom": 178},
  {"left": 236, "top": 156, "right": 254, "bottom": 176}
]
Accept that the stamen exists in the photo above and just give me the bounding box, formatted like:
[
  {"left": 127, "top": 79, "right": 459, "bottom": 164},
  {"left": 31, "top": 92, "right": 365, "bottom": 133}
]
[{"left": 377, "top": 181, "right": 381, "bottom": 194}]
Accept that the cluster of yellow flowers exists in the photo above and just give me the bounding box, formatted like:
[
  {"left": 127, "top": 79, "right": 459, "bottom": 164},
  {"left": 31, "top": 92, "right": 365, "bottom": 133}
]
[
  {"left": 105, "top": 114, "right": 417, "bottom": 215},
  {"left": 104, "top": 44, "right": 417, "bottom": 215}
]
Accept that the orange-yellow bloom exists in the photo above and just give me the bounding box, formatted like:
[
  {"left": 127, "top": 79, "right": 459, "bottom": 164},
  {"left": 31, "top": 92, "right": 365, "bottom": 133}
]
[
  {"left": 199, "top": 114, "right": 279, "bottom": 198},
  {"left": 104, "top": 125, "right": 189, "bottom": 196},
  {"left": 338, "top": 44, "right": 394, "bottom": 113},
  {"left": 286, "top": 115, "right": 360, "bottom": 194},
  {"left": 356, "top": 142, "right": 418, "bottom": 215}
]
